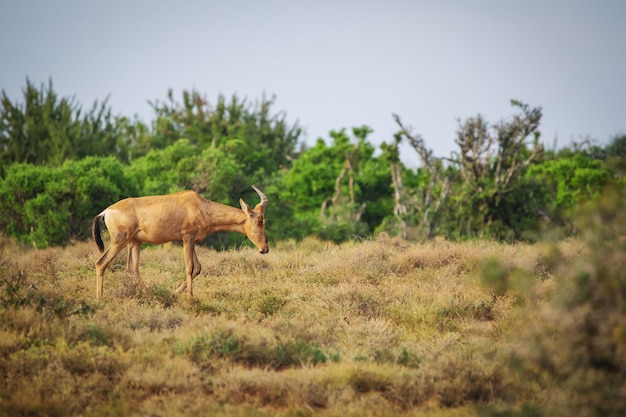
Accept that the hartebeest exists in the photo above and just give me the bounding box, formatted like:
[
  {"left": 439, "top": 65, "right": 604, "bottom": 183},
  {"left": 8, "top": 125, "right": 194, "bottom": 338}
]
[{"left": 92, "top": 186, "right": 269, "bottom": 300}]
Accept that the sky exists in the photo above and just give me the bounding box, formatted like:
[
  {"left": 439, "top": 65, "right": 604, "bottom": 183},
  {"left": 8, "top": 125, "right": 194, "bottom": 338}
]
[{"left": 1, "top": 0, "right": 624, "bottom": 167}]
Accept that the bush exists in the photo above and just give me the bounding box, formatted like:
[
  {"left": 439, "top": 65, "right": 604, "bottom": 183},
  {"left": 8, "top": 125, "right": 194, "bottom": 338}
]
[
  {"left": 495, "top": 183, "right": 626, "bottom": 416},
  {"left": 0, "top": 157, "right": 136, "bottom": 247}
]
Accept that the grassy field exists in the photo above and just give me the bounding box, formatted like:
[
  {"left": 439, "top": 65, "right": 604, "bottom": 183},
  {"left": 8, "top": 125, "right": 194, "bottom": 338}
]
[{"left": 1, "top": 206, "right": 625, "bottom": 416}]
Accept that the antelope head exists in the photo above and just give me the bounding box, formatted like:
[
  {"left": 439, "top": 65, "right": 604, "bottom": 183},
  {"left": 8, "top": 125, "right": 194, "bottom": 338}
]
[{"left": 240, "top": 185, "right": 269, "bottom": 254}]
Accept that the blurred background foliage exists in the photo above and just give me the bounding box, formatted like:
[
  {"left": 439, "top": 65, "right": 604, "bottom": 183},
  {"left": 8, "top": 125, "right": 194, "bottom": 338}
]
[{"left": 1, "top": 78, "right": 624, "bottom": 248}]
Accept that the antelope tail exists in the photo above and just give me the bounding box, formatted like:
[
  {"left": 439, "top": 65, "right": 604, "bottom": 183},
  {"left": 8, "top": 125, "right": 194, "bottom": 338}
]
[{"left": 92, "top": 213, "right": 105, "bottom": 253}]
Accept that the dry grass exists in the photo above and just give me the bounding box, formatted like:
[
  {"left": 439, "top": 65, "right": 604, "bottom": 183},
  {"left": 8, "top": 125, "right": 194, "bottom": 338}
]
[{"left": 0, "top": 230, "right": 622, "bottom": 416}]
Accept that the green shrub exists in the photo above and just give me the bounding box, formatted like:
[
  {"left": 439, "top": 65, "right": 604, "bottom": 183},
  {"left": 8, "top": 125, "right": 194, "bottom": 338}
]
[{"left": 0, "top": 157, "right": 136, "bottom": 247}]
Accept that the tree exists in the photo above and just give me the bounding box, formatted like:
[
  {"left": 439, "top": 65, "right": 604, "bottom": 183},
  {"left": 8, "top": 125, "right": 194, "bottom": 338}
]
[
  {"left": 149, "top": 89, "right": 302, "bottom": 182},
  {"left": 604, "top": 133, "right": 626, "bottom": 175},
  {"left": 391, "top": 101, "right": 546, "bottom": 241},
  {"left": 527, "top": 143, "right": 613, "bottom": 229},
  {"left": 114, "top": 115, "right": 153, "bottom": 163},
  {"left": 378, "top": 138, "right": 409, "bottom": 238},
  {"left": 273, "top": 126, "right": 392, "bottom": 242},
  {"left": 126, "top": 138, "right": 242, "bottom": 203},
  {"left": 447, "top": 100, "right": 545, "bottom": 240},
  {"left": 0, "top": 78, "right": 121, "bottom": 166},
  {"left": 392, "top": 116, "right": 453, "bottom": 240}
]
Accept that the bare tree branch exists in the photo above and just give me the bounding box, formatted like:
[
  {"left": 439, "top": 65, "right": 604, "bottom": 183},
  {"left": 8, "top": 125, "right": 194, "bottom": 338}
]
[{"left": 391, "top": 114, "right": 453, "bottom": 239}]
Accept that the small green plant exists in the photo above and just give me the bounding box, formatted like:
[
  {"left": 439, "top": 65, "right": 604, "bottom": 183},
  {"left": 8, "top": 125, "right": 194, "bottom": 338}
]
[
  {"left": 275, "top": 338, "right": 328, "bottom": 368},
  {"left": 146, "top": 283, "right": 176, "bottom": 308},
  {"left": 257, "top": 290, "right": 287, "bottom": 317},
  {"left": 396, "top": 348, "right": 423, "bottom": 368}
]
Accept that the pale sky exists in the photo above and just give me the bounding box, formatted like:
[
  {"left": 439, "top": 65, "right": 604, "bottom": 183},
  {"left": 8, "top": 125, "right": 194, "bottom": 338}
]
[{"left": 1, "top": 0, "right": 624, "bottom": 166}]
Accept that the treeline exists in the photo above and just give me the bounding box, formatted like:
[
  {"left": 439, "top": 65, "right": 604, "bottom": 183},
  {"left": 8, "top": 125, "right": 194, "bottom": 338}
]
[{"left": 1, "top": 78, "right": 624, "bottom": 248}]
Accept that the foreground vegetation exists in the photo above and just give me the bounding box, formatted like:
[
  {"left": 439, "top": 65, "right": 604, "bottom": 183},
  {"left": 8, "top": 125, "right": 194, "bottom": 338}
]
[{"left": 1, "top": 186, "right": 625, "bottom": 416}]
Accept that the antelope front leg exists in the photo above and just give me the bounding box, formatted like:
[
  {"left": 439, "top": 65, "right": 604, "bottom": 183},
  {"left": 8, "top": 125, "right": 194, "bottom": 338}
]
[
  {"left": 126, "top": 239, "right": 147, "bottom": 292},
  {"left": 181, "top": 239, "right": 196, "bottom": 297},
  {"left": 175, "top": 248, "right": 201, "bottom": 294},
  {"left": 126, "top": 239, "right": 141, "bottom": 275}
]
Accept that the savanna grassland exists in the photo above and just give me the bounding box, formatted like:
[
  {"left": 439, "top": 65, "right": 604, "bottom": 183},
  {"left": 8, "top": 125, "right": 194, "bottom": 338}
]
[{"left": 1, "top": 197, "right": 625, "bottom": 417}]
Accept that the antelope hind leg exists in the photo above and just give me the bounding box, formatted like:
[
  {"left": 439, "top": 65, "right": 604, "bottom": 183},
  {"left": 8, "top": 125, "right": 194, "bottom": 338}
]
[{"left": 95, "top": 241, "right": 127, "bottom": 300}]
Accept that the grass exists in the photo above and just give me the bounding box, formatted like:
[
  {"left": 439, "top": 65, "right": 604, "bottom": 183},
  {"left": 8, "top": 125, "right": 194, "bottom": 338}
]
[{"left": 1, "top": 209, "right": 625, "bottom": 416}]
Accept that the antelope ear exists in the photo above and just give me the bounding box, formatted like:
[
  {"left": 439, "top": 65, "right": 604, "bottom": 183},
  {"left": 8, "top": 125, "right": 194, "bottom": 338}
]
[{"left": 240, "top": 199, "right": 253, "bottom": 217}]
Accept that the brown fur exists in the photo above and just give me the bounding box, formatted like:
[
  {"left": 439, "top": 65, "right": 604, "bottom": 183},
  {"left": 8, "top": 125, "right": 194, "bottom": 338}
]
[{"left": 92, "top": 187, "right": 268, "bottom": 300}]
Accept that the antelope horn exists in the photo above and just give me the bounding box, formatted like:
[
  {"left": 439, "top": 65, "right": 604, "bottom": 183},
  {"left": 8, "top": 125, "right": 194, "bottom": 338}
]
[{"left": 252, "top": 185, "right": 268, "bottom": 208}]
